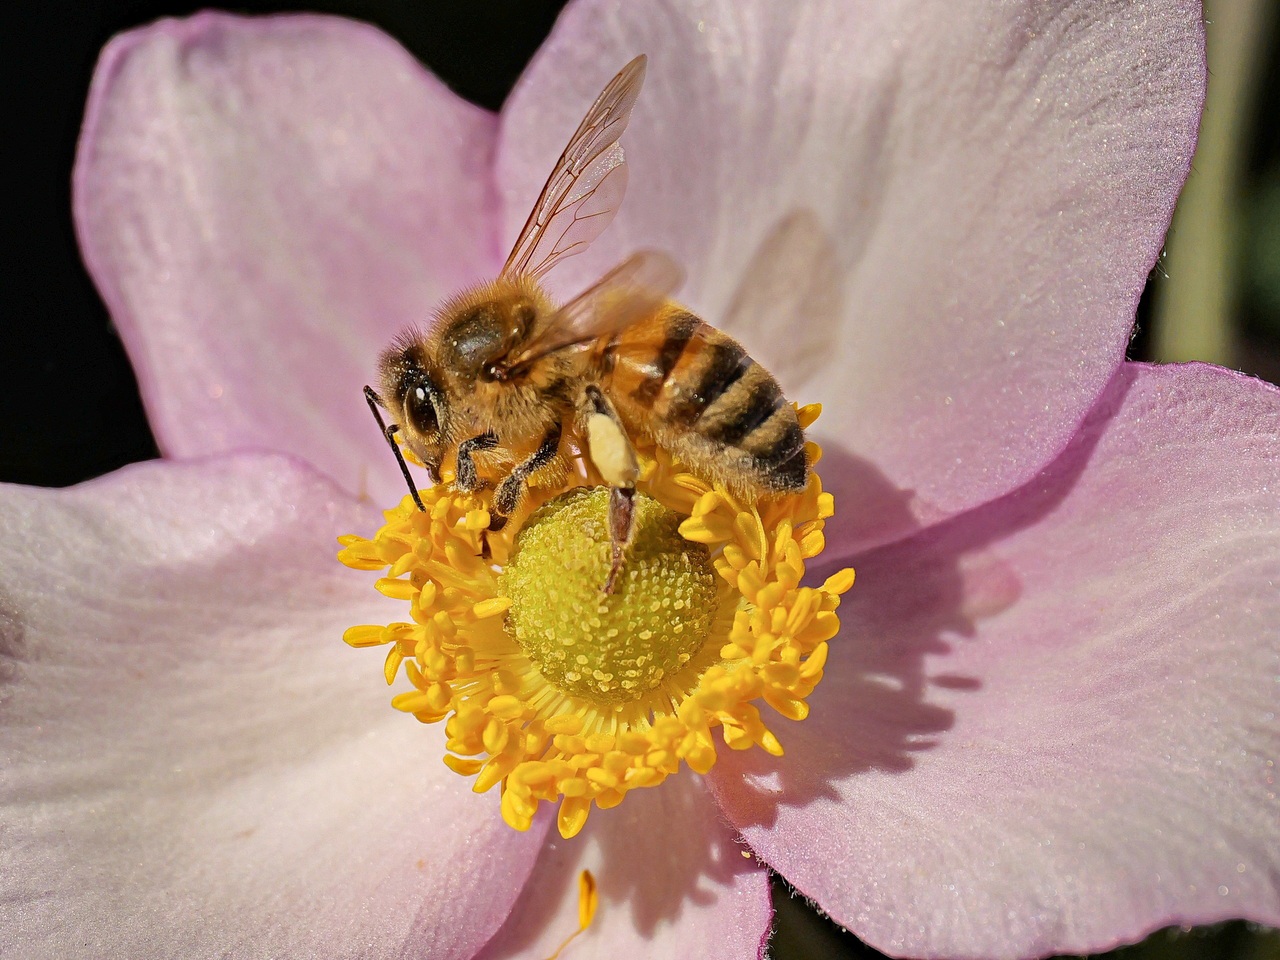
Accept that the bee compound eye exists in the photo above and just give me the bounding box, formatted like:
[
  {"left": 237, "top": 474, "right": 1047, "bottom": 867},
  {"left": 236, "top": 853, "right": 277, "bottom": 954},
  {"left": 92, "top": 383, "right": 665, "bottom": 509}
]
[{"left": 404, "top": 382, "right": 439, "bottom": 436}]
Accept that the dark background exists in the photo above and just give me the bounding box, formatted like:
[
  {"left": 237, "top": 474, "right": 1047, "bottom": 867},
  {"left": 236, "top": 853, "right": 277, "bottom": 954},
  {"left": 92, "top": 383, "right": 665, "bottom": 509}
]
[{"left": 5, "top": 3, "right": 1278, "bottom": 958}]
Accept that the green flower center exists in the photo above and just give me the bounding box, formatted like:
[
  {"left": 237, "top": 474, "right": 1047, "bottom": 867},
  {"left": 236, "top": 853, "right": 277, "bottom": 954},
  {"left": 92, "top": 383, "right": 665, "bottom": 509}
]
[{"left": 499, "top": 487, "right": 718, "bottom": 705}]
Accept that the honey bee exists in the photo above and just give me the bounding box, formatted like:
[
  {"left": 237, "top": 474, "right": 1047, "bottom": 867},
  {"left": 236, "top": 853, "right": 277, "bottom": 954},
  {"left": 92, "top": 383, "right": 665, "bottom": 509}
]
[{"left": 365, "top": 55, "right": 808, "bottom": 591}]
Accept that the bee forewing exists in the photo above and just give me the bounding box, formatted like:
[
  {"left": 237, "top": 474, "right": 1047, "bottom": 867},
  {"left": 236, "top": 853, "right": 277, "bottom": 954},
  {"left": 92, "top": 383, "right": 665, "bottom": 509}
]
[
  {"left": 522, "top": 158, "right": 629, "bottom": 280},
  {"left": 502, "top": 55, "right": 648, "bottom": 280}
]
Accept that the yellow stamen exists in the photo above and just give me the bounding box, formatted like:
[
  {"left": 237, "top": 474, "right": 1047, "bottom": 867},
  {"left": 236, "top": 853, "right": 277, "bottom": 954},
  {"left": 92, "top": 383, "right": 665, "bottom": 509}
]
[
  {"left": 338, "top": 404, "right": 854, "bottom": 838},
  {"left": 543, "top": 870, "right": 597, "bottom": 960}
]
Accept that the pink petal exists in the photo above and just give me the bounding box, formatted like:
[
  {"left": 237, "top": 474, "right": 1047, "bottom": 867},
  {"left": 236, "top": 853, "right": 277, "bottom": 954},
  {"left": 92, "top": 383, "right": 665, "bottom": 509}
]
[
  {"left": 74, "top": 13, "right": 499, "bottom": 504},
  {"left": 476, "top": 774, "right": 771, "bottom": 960},
  {"left": 710, "top": 362, "right": 1280, "bottom": 958},
  {"left": 0, "top": 456, "right": 545, "bottom": 958},
  {"left": 498, "top": 0, "right": 1205, "bottom": 552}
]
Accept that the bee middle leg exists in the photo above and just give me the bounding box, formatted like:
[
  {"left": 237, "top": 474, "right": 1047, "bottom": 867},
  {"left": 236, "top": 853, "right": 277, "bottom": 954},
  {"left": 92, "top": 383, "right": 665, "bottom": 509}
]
[{"left": 489, "top": 423, "right": 564, "bottom": 532}]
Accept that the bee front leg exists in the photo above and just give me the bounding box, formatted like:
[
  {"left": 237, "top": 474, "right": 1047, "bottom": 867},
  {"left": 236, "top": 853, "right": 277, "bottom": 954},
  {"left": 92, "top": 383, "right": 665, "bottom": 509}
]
[
  {"left": 489, "top": 423, "right": 563, "bottom": 532},
  {"left": 455, "top": 430, "right": 499, "bottom": 493}
]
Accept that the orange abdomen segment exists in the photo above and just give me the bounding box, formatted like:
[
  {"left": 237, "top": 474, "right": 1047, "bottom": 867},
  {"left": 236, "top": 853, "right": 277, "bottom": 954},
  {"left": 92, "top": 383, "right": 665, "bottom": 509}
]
[{"left": 603, "top": 306, "right": 807, "bottom": 494}]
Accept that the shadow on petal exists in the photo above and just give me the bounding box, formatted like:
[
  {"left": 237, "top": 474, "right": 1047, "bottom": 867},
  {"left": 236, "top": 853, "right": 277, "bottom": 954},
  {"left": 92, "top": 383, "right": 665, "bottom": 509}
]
[
  {"left": 712, "top": 366, "right": 1139, "bottom": 830},
  {"left": 592, "top": 775, "right": 757, "bottom": 935},
  {"left": 723, "top": 209, "right": 845, "bottom": 390},
  {"left": 477, "top": 774, "right": 768, "bottom": 959},
  {"left": 722, "top": 209, "right": 930, "bottom": 559},
  {"left": 818, "top": 442, "right": 932, "bottom": 559},
  {"left": 705, "top": 444, "right": 957, "bottom": 826}
]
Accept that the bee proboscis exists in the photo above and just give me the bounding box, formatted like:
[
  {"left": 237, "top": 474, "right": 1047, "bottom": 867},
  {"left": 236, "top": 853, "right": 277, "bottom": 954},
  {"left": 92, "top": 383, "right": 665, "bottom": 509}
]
[{"left": 365, "top": 55, "right": 808, "bottom": 592}]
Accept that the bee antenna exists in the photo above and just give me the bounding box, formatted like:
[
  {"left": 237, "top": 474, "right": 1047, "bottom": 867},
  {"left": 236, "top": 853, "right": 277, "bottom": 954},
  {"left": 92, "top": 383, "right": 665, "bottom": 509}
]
[{"left": 364, "top": 385, "right": 426, "bottom": 512}]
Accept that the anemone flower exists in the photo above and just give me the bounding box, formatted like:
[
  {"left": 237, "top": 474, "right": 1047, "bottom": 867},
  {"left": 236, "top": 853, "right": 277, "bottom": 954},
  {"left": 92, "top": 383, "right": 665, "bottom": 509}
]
[{"left": 2, "top": 2, "right": 1277, "bottom": 959}]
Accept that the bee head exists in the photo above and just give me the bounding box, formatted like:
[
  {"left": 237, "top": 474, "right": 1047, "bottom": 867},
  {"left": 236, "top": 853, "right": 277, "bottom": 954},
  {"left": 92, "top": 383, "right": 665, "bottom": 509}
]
[{"left": 378, "top": 341, "right": 448, "bottom": 481}]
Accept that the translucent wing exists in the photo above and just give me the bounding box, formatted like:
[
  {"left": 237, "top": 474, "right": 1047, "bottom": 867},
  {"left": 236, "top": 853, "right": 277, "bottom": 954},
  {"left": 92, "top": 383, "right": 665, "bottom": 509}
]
[
  {"left": 505, "top": 250, "right": 684, "bottom": 373},
  {"left": 502, "top": 56, "right": 647, "bottom": 280}
]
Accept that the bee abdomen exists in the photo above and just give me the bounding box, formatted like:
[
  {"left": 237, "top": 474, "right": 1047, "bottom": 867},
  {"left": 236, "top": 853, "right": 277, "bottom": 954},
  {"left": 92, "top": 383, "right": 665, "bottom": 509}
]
[
  {"left": 610, "top": 309, "right": 808, "bottom": 494},
  {"left": 738, "top": 408, "right": 808, "bottom": 492},
  {"left": 625, "top": 310, "right": 702, "bottom": 406}
]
